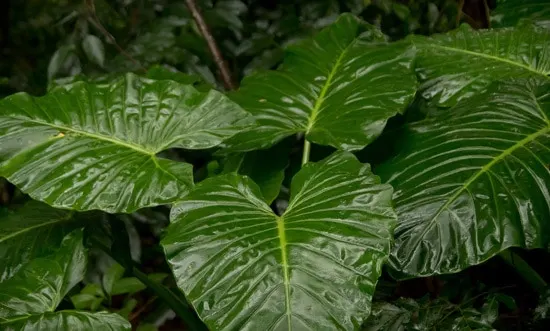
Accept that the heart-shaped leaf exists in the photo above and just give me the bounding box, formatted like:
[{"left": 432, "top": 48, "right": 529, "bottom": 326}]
[
  {"left": 162, "top": 152, "right": 396, "bottom": 330},
  {"left": 0, "top": 73, "right": 254, "bottom": 212},
  {"left": 377, "top": 77, "right": 550, "bottom": 278},
  {"left": 223, "top": 13, "right": 416, "bottom": 152},
  {"left": 0, "top": 230, "right": 130, "bottom": 330},
  {"left": 413, "top": 24, "right": 550, "bottom": 107},
  {"left": 0, "top": 201, "right": 85, "bottom": 282}
]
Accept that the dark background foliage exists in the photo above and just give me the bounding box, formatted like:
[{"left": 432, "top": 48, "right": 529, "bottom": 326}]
[{"left": 2, "top": 0, "right": 550, "bottom": 330}]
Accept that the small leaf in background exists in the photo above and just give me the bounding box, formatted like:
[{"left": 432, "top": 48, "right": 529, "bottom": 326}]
[
  {"left": 71, "top": 282, "right": 106, "bottom": 311},
  {"left": 103, "top": 263, "right": 125, "bottom": 296},
  {"left": 47, "top": 44, "right": 81, "bottom": 81},
  {"left": 82, "top": 35, "right": 106, "bottom": 68},
  {"left": 146, "top": 65, "right": 201, "bottom": 85},
  {"left": 162, "top": 152, "right": 396, "bottom": 330},
  {"left": 111, "top": 277, "right": 147, "bottom": 295},
  {"left": 221, "top": 138, "right": 293, "bottom": 203},
  {"left": 0, "top": 73, "right": 255, "bottom": 212},
  {"left": 70, "top": 293, "right": 104, "bottom": 311}
]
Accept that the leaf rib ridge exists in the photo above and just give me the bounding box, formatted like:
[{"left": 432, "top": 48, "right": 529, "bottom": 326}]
[
  {"left": 430, "top": 44, "right": 550, "bottom": 77},
  {"left": 6, "top": 115, "right": 154, "bottom": 155}
]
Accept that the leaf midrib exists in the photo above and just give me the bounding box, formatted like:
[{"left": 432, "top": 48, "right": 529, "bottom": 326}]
[
  {"left": 430, "top": 44, "right": 550, "bottom": 76},
  {"left": 0, "top": 212, "right": 73, "bottom": 243},
  {"left": 422, "top": 124, "right": 550, "bottom": 233},
  {"left": 306, "top": 42, "right": 353, "bottom": 134},
  {"left": 4, "top": 115, "right": 154, "bottom": 155},
  {"left": 275, "top": 215, "right": 292, "bottom": 330}
]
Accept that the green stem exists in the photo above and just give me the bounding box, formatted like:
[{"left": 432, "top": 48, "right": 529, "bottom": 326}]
[
  {"left": 499, "top": 249, "right": 547, "bottom": 294},
  {"left": 91, "top": 238, "right": 207, "bottom": 330},
  {"left": 302, "top": 139, "right": 311, "bottom": 165}
]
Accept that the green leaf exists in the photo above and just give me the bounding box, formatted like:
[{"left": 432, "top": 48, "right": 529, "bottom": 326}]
[
  {"left": 491, "top": 0, "right": 550, "bottom": 28},
  {"left": 221, "top": 139, "right": 292, "bottom": 203},
  {"left": 223, "top": 13, "right": 416, "bottom": 152},
  {"left": 377, "top": 78, "right": 550, "bottom": 278},
  {"left": 0, "top": 73, "right": 254, "bottom": 213},
  {"left": 412, "top": 24, "right": 550, "bottom": 107},
  {"left": 103, "top": 263, "right": 125, "bottom": 295},
  {"left": 162, "top": 152, "right": 396, "bottom": 330},
  {"left": 0, "top": 201, "right": 83, "bottom": 282},
  {"left": 48, "top": 45, "right": 81, "bottom": 80},
  {"left": 70, "top": 293, "right": 104, "bottom": 310},
  {"left": 3, "top": 311, "right": 130, "bottom": 331},
  {"left": 146, "top": 65, "right": 201, "bottom": 85},
  {"left": 364, "top": 296, "right": 499, "bottom": 331},
  {"left": 82, "top": 35, "right": 106, "bottom": 67},
  {"left": 111, "top": 277, "right": 147, "bottom": 295},
  {"left": 0, "top": 230, "right": 130, "bottom": 330}
]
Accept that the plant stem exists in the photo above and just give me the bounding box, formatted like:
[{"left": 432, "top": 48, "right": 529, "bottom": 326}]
[
  {"left": 302, "top": 139, "right": 311, "bottom": 165},
  {"left": 184, "top": 0, "right": 236, "bottom": 90},
  {"left": 90, "top": 238, "right": 207, "bottom": 330},
  {"left": 499, "top": 249, "right": 547, "bottom": 294}
]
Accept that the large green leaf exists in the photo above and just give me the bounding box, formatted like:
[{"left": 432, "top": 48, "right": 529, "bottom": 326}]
[
  {"left": 222, "top": 13, "right": 416, "bottom": 152},
  {"left": 413, "top": 24, "right": 550, "bottom": 107},
  {"left": 0, "top": 201, "right": 84, "bottom": 282},
  {"left": 377, "top": 78, "right": 550, "bottom": 278},
  {"left": 491, "top": 0, "right": 550, "bottom": 28},
  {"left": 0, "top": 73, "right": 254, "bottom": 212},
  {"left": 0, "top": 230, "right": 130, "bottom": 330},
  {"left": 162, "top": 152, "right": 396, "bottom": 330}
]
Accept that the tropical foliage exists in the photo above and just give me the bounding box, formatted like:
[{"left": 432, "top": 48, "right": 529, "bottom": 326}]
[{"left": 1, "top": 0, "right": 550, "bottom": 330}]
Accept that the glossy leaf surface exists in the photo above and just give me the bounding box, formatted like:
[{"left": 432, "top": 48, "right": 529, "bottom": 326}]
[
  {"left": 413, "top": 24, "right": 550, "bottom": 107},
  {"left": 163, "top": 152, "right": 396, "bottom": 330},
  {"left": 377, "top": 78, "right": 550, "bottom": 277},
  {"left": 364, "top": 296, "right": 499, "bottom": 331},
  {"left": 223, "top": 13, "right": 416, "bottom": 152},
  {"left": 0, "top": 73, "right": 253, "bottom": 212},
  {"left": 3, "top": 311, "right": 130, "bottom": 331},
  {"left": 0, "top": 230, "right": 130, "bottom": 330},
  {"left": 0, "top": 201, "right": 84, "bottom": 282},
  {"left": 491, "top": 0, "right": 550, "bottom": 28}
]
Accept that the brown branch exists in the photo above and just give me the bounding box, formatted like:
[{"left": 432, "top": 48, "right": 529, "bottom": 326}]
[
  {"left": 84, "top": 0, "right": 146, "bottom": 72},
  {"left": 184, "top": 0, "right": 236, "bottom": 90}
]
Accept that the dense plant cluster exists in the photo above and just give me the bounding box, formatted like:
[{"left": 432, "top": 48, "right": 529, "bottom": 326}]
[{"left": 1, "top": 0, "right": 550, "bottom": 330}]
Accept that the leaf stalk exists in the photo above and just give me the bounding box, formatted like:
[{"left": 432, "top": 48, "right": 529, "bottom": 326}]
[{"left": 302, "top": 139, "right": 311, "bottom": 165}]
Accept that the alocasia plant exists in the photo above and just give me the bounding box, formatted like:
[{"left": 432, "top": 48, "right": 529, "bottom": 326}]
[{"left": 0, "top": 9, "right": 549, "bottom": 331}]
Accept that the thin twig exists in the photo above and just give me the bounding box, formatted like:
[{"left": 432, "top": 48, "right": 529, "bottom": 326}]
[
  {"left": 184, "top": 0, "right": 236, "bottom": 90},
  {"left": 129, "top": 296, "right": 158, "bottom": 322},
  {"left": 84, "top": 0, "right": 146, "bottom": 72}
]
